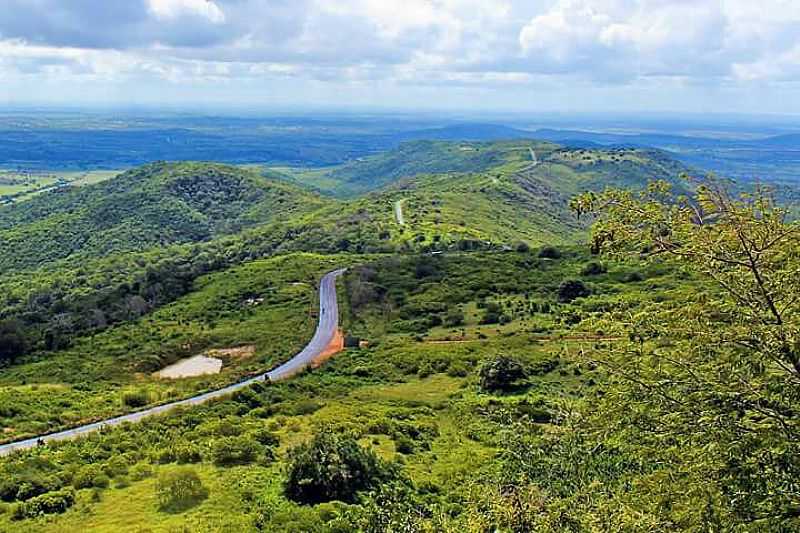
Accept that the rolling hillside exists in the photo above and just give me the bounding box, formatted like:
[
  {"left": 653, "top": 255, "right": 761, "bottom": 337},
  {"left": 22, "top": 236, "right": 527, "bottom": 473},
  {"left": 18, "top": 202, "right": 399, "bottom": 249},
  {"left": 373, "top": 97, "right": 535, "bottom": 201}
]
[
  {"left": 271, "top": 139, "right": 691, "bottom": 197},
  {"left": 266, "top": 140, "right": 692, "bottom": 250},
  {"left": 0, "top": 162, "right": 326, "bottom": 273}
]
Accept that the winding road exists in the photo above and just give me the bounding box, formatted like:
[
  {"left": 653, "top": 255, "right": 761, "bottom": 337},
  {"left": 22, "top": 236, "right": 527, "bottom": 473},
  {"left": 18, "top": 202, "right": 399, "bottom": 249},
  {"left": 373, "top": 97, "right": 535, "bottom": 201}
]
[
  {"left": 394, "top": 199, "right": 406, "bottom": 226},
  {"left": 0, "top": 268, "right": 346, "bottom": 457}
]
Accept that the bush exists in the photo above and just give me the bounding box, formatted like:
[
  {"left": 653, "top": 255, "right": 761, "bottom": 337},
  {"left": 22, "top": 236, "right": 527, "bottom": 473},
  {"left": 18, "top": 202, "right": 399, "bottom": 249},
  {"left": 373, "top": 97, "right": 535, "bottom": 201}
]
[
  {"left": 155, "top": 467, "right": 207, "bottom": 511},
  {"left": 557, "top": 279, "right": 591, "bottom": 303},
  {"left": 175, "top": 444, "right": 203, "bottom": 464},
  {"left": 121, "top": 389, "right": 151, "bottom": 408},
  {"left": 514, "top": 241, "right": 531, "bottom": 253},
  {"left": 623, "top": 271, "right": 645, "bottom": 283},
  {"left": 479, "top": 355, "right": 527, "bottom": 392},
  {"left": 481, "top": 311, "right": 500, "bottom": 325},
  {"left": 285, "top": 429, "right": 394, "bottom": 505},
  {"left": 581, "top": 261, "right": 607, "bottom": 276},
  {"left": 0, "top": 319, "right": 28, "bottom": 365},
  {"left": 538, "top": 246, "right": 562, "bottom": 259},
  {"left": 129, "top": 463, "right": 154, "bottom": 481},
  {"left": 73, "top": 465, "right": 110, "bottom": 490},
  {"left": 444, "top": 308, "right": 465, "bottom": 327},
  {"left": 250, "top": 428, "right": 280, "bottom": 448},
  {"left": 395, "top": 436, "right": 415, "bottom": 455},
  {"left": 446, "top": 362, "right": 469, "bottom": 378},
  {"left": 12, "top": 489, "right": 75, "bottom": 520},
  {"left": 211, "top": 436, "right": 262, "bottom": 466}
]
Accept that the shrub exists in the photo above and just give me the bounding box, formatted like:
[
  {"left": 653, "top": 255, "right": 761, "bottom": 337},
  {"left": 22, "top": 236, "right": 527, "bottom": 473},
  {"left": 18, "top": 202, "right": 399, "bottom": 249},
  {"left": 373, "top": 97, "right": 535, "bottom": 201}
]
[
  {"left": 73, "top": 465, "right": 109, "bottom": 490},
  {"left": 444, "top": 308, "right": 465, "bottom": 327},
  {"left": 0, "top": 319, "right": 28, "bottom": 365},
  {"left": 581, "top": 261, "right": 607, "bottom": 276},
  {"left": 250, "top": 428, "right": 280, "bottom": 448},
  {"left": 479, "top": 355, "right": 527, "bottom": 392},
  {"left": 557, "top": 279, "right": 591, "bottom": 303},
  {"left": 4, "top": 475, "right": 60, "bottom": 502},
  {"left": 623, "top": 271, "right": 645, "bottom": 283},
  {"left": 446, "top": 362, "right": 469, "bottom": 378},
  {"left": 481, "top": 311, "right": 501, "bottom": 325},
  {"left": 538, "top": 246, "right": 562, "bottom": 259},
  {"left": 289, "top": 400, "right": 323, "bottom": 416},
  {"left": 129, "top": 463, "right": 154, "bottom": 481},
  {"left": 12, "top": 489, "right": 75, "bottom": 520},
  {"left": 121, "top": 389, "right": 151, "bottom": 408},
  {"left": 395, "top": 436, "right": 415, "bottom": 455},
  {"left": 175, "top": 444, "right": 203, "bottom": 464},
  {"left": 285, "top": 430, "right": 394, "bottom": 505},
  {"left": 515, "top": 241, "right": 531, "bottom": 253},
  {"left": 211, "top": 436, "right": 262, "bottom": 466},
  {"left": 155, "top": 467, "right": 207, "bottom": 511}
]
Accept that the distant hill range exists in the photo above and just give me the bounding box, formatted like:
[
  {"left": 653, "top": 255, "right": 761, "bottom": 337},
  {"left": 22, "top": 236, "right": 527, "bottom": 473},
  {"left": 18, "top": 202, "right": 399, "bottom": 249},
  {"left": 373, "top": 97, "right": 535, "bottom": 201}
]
[{"left": 0, "top": 140, "right": 695, "bottom": 274}]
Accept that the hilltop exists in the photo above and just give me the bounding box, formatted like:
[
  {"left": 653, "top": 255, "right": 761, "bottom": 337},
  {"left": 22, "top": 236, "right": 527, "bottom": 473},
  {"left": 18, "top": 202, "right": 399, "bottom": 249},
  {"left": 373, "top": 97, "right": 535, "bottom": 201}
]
[{"left": 0, "top": 162, "right": 325, "bottom": 273}]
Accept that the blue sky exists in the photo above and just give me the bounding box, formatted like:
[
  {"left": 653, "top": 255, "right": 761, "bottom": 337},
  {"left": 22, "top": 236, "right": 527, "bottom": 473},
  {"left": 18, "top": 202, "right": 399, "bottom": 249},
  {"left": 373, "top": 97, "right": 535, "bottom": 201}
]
[{"left": 1, "top": 0, "right": 799, "bottom": 114}]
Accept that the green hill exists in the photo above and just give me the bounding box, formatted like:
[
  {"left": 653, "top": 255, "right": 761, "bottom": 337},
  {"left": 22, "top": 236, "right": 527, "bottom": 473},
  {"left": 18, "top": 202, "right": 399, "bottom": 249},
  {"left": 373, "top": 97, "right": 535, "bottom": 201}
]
[
  {"left": 278, "top": 141, "right": 691, "bottom": 250},
  {"left": 0, "top": 162, "right": 325, "bottom": 274},
  {"left": 271, "top": 139, "right": 691, "bottom": 197}
]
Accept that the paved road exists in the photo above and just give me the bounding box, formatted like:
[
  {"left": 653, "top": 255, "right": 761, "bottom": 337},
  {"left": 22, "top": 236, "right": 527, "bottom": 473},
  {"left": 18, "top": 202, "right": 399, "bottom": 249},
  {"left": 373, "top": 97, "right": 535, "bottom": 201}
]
[
  {"left": 0, "top": 268, "right": 346, "bottom": 457},
  {"left": 394, "top": 199, "right": 406, "bottom": 226}
]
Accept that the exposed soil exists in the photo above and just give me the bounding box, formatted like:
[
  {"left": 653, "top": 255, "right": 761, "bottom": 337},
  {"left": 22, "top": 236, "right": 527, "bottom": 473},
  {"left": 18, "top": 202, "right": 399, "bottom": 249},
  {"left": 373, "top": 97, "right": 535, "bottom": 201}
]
[
  {"left": 311, "top": 329, "right": 344, "bottom": 368},
  {"left": 154, "top": 355, "right": 223, "bottom": 379}
]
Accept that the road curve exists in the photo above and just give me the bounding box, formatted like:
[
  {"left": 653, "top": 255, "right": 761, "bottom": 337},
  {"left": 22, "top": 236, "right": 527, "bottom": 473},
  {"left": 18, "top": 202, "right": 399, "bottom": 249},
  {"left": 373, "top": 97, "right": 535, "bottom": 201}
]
[
  {"left": 394, "top": 199, "right": 406, "bottom": 226},
  {"left": 0, "top": 268, "right": 346, "bottom": 457}
]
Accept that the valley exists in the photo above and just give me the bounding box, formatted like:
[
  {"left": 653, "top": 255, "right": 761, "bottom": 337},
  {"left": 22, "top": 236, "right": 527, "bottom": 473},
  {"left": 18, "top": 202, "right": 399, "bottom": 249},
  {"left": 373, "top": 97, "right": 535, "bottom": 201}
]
[{"left": 0, "top": 132, "right": 797, "bottom": 532}]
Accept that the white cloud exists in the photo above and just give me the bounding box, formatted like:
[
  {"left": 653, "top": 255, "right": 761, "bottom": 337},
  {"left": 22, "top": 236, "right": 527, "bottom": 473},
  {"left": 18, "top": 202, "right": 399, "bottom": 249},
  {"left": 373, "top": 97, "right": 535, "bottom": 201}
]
[
  {"left": 1, "top": 0, "right": 800, "bottom": 111},
  {"left": 147, "top": 0, "right": 225, "bottom": 24}
]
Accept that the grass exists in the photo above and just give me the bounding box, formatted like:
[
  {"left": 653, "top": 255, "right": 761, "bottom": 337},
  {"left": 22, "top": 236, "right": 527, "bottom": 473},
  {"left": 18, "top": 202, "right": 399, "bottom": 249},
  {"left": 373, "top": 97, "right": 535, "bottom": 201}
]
[
  {"left": 0, "top": 253, "right": 350, "bottom": 443},
  {"left": 0, "top": 247, "right": 701, "bottom": 531},
  {"left": 0, "top": 170, "right": 120, "bottom": 204}
]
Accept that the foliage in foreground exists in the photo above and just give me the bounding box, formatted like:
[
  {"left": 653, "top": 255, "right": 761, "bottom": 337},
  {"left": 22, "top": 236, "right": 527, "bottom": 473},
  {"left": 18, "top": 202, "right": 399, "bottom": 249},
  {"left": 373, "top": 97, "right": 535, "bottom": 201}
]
[{"left": 563, "top": 177, "right": 800, "bottom": 527}]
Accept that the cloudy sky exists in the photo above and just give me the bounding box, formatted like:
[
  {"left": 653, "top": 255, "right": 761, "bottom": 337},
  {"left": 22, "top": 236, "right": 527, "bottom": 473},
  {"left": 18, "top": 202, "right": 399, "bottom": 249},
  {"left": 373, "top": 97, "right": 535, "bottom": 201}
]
[{"left": 1, "top": 0, "right": 799, "bottom": 113}]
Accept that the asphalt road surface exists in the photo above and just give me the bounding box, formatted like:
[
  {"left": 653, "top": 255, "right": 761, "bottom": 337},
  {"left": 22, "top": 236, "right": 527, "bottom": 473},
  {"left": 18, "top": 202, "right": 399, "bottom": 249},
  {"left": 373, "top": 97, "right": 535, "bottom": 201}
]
[
  {"left": 394, "top": 199, "right": 406, "bottom": 226},
  {"left": 0, "top": 268, "right": 346, "bottom": 457}
]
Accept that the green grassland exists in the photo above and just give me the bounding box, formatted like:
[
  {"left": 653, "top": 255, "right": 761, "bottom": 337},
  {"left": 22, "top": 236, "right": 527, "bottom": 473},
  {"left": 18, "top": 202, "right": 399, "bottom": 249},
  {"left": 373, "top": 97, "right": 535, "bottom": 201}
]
[
  {"left": 0, "top": 247, "right": 698, "bottom": 531},
  {"left": 0, "top": 170, "right": 119, "bottom": 205},
  {"left": 0, "top": 253, "right": 351, "bottom": 443},
  {"left": 2, "top": 140, "right": 753, "bottom": 531}
]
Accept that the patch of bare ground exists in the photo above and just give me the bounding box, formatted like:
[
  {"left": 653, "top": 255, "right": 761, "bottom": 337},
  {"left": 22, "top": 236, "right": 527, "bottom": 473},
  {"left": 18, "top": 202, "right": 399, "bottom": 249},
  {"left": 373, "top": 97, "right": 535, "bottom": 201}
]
[
  {"left": 154, "top": 355, "right": 223, "bottom": 379},
  {"left": 205, "top": 345, "right": 257, "bottom": 359},
  {"left": 311, "top": 329, "right": 345, "bottom": 368}
]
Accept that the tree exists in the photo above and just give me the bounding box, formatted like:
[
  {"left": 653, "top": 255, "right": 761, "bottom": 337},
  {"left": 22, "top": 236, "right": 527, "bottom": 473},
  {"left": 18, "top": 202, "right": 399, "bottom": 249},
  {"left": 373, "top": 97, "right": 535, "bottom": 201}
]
[
  {"left": 285, "top": 429, "right": 394, "bottom": 505},
  {"left": 155, "top": 467, "right": 207, "bottom": 511},
  {"left": 0, "top": 319, "right": 28, "bottom": 364},
  {"left": 479, "top": 355, "right": 527, "bottom": 392},
  {"left": 557, "top": 279, "right": 591, "bottom": 302},
  {"left": 444, "top": 308, "right": 465, "bottom": 327},
  {"left": 568, "top": 177, "right": 800, "bottom": 526},
  {"left": 538, "top": 246, "right": 562, "bottom": 259}
]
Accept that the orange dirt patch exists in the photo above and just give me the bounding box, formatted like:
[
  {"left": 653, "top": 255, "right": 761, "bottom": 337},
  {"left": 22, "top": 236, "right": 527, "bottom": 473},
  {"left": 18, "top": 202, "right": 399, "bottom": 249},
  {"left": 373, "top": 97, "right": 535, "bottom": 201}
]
[
  {"left": 311, "top": 329, "right": 345, "bottom": 368},
  {"left": 205, "top": 345, "right": 257, "bottom": 359}
]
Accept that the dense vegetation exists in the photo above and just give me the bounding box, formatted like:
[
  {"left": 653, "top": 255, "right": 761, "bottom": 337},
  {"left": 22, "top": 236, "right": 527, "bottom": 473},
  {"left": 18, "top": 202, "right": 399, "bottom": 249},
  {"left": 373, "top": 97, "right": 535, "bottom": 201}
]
[
  {"left": 0, "top": 162, "right": 325, "bottom": 274},
  {"left": 0, "top": 137, "right": 796, "bottom": 531}
]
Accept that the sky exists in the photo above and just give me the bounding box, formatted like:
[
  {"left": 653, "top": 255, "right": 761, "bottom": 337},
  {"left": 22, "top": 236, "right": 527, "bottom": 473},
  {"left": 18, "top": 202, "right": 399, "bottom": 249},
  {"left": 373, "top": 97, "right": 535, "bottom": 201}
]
[{"left": 1, "top": 0, "right": 799, "bottom": 114}]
